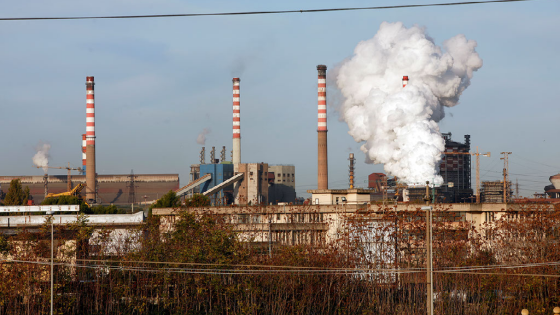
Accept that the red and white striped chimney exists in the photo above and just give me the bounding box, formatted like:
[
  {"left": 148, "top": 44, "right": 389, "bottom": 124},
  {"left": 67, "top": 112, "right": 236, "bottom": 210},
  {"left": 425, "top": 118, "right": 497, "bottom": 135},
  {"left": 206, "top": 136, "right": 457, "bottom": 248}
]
[
  {"left": 402, "top": 75, "right": 409, "bottom": 88},
  {"left": 82, "top": 134, "right": 86, "bottom": 173},
  {"left": 317, "top": 65, "right": 328, "bottom": 190},
  {"left": 85, "top": 76, "right": 96, "bottom": 202},
  {"left": 232, "top": 78, "right": 241, "bottom": 164}
]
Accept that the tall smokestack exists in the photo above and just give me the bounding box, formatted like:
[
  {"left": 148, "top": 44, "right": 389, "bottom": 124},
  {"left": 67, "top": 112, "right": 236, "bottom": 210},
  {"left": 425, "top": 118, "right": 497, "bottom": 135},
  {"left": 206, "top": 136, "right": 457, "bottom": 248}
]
[
  {"left": 402, "top": 75, "right": 409, "bottom": 88},
  {"left": 317, "top": 65, "right": 328, "bottom": 190},
  {"left": 82, "top": 134, "right": 86, "bottom": 174},
  {"left": 85, "top": 76, "right": 96, "bottom": 202},
  {"left": 349, "top": 153, "right": 355, "bottom": 189},
  {"left": 232, "top": 78, "right": 241, "bottom": 164}
]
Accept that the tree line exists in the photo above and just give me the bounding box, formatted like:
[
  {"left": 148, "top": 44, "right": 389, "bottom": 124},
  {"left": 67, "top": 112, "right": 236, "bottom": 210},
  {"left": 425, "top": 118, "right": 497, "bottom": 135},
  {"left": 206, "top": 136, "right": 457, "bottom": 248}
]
[{"left": 0, "top": 193, "right": 558, "bottom": 314}]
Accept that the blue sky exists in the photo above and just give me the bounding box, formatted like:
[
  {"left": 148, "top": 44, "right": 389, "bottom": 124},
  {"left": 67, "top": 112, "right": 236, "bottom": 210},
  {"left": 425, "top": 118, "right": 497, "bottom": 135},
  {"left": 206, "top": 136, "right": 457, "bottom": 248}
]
[{"left": 0, "top": 0, "right": 558, "bottom": 198}]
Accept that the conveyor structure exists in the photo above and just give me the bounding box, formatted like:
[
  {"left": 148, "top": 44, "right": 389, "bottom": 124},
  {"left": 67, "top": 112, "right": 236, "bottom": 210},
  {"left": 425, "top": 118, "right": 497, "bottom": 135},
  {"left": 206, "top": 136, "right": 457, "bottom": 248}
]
[
  {"left": 203, "top": 173, "right": 244, "bottom": 197},
  {"left": 175, "top": 173, "right": 212, "bottom": 197}
]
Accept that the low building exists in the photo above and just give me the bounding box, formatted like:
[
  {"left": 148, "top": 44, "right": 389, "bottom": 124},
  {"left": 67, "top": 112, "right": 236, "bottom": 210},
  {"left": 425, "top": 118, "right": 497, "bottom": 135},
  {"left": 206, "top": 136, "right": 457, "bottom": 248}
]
[
  {"left": 268, "top": 165, "right": 296, "bottom": 204},
  {"left": 306, "top": 188, "right": 371, "bottom": 205}
]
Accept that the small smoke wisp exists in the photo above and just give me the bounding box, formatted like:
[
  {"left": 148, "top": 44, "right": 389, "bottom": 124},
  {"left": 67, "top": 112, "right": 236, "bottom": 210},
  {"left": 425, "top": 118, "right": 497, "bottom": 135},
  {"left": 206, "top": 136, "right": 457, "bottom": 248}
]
[
  {"left": 196, "top": 128, "right": 211, "bottom": 145},
  {"left": 33, "top": 143, "right": 51, "bottom": 173},
  {"left": 336, "top": 22, "right": 482, "bottom": 185}
]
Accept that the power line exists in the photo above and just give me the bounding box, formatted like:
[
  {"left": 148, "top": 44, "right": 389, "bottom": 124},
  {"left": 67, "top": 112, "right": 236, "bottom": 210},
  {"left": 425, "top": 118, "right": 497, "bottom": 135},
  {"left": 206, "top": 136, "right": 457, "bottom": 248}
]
[
  {"left": 512, "top": 155, "right": 559, "bottom": 170},
  {"left": 0, "top": 0, "right": 531, "bottom": 21}
]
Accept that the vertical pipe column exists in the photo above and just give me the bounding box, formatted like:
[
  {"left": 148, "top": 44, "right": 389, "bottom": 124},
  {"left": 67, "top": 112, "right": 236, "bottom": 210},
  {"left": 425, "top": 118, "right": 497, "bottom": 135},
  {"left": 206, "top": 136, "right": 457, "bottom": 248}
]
[
  {"left": 82, "top": 134, "right": 86, "bottom": 174},
  {"left": 85, "top": 76, "right": 96, "bottom": 202},
  {"left": 317, "top": 65, "right": 328, "bottom": 190},
  {"left": 402, "top": 76, "right": 409, "bottom": 88},
  {"left": 232, "top": 78, "right": 241, "bottom": 165},
  {"left": 349, "top": 153, "right": 355, "bottom": 189}
]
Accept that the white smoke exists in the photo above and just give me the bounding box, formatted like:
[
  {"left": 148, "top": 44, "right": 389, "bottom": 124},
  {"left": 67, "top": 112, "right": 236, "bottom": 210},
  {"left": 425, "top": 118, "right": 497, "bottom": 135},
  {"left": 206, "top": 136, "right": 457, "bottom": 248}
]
[
  {"left": 196, "top": 128, "right": 211, "bottom": 145},
  {"left": 336, "top": 22, "right": 482, "bottom": 185},
  {"left": 32, "top": 143, "right": 51, "bottom": 173}
]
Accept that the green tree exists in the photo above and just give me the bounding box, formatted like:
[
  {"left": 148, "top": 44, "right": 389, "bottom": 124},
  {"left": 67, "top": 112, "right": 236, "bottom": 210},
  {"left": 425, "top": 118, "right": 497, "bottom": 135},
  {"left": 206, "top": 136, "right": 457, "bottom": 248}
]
[
  {"left": 137, "top": 210, "right": 245, "bottom": 264},
  {"left": 184, "top": 193, "right": 210, "bottom": 207},
  {"left": 151, "top": 190, "right": 180, "bottom": 209},
  {"left": 3, "top": 179, "right": 30, "bottom": 206}
]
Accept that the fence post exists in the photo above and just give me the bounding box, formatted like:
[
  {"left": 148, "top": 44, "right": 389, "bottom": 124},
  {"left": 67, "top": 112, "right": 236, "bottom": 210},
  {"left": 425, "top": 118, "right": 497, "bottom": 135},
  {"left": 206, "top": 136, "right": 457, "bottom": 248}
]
[
  {"left": 521, "top": 310, "right": 529, "bottom": 315},
  {"left": 553, "top": 307, "right": 560, "bottom": 314}
]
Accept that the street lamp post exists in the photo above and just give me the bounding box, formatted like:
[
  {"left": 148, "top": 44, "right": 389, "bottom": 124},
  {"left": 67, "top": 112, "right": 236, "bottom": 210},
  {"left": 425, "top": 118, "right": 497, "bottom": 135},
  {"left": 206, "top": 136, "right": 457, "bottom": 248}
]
[
  {"left": 46, "top": 210, "right": 54, "bottom": 315},
  {"left": 422, "top": 205, "right": 433, "bottom": 315}
]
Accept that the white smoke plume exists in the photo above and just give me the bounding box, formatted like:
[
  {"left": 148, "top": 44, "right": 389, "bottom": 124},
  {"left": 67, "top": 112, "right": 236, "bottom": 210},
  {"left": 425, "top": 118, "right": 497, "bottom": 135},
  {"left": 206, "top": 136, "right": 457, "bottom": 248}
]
[
  {"left": 336, "top": 22, "right": 482, "bottom": 185},
  {"left": 196, "top": 128, "right": 211, "bottom": 145},
  {"left": 32, "top": 143, "right": 51, "bottom": 173}
]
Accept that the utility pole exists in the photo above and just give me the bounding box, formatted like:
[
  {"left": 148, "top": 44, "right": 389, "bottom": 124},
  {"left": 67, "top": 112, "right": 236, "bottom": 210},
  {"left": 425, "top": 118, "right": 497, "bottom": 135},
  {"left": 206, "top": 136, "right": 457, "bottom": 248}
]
[
  {"left": 516, "top": 178, "right": 519, "bottom": 199},
  {"left": 424, "top": 182, "right": 433, "bottom": 315},
  {"left": 473, "top": 147, "right": 490, "bottom": 203},
  {"left": 500, "top": 152, "right": 512, "bottom": 203}
]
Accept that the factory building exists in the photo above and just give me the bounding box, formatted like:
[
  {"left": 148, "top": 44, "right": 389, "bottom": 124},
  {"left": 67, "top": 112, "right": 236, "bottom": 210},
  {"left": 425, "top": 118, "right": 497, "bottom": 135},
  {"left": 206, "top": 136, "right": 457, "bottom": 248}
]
[
  {"left": 268, "top": 165, "right": 296, "bottom": 204},
  {"left": 234, "top": 163, "right": 269, "bottom": 205},
  {"left": 482, "top": 180, "right": 513, "bottom": 203},
  {"left": 199, "top": 163, "right": 234, "bottom": 205},
  {"left": 368, "top": 173, "right": 387, "bottom": 192},
  {"left": 0, "top": 174, "right": 179, "bottom": 205},
  {"left": 440, "top": 133, "right": 473, "bottom": 202},
  {"left": 233, "top": 163, "right": 269, "bottom": 206},
  {"left": 545, "top": 174, "right": 560, "bottom": 199}
]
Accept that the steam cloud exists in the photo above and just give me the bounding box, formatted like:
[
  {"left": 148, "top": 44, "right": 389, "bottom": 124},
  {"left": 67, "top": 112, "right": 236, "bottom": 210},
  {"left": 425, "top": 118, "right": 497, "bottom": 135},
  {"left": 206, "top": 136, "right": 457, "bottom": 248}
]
[
  {"left": 196, "top": 128, "right": 211, "bottom": 145},
  {"left": 32, "top": 143, "right": 51, "bottom": 173},
  {"left": 336, "top": 22, "right": 482, "bottom": 185}
]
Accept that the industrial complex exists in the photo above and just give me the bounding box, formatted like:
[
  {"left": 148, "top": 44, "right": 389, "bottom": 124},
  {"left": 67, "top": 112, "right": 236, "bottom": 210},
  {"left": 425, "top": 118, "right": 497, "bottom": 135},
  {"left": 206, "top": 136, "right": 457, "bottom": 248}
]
[{"left": 0, "top": 68, "right": 557, "bottom": 208}]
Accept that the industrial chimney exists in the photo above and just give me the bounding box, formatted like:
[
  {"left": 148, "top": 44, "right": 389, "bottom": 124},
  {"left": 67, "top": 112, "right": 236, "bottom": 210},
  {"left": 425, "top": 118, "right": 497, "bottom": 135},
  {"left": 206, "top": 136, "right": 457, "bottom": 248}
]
[
  {"left": 232, "top": 78, "right": 241, "bottom": 164},
  {"left": 349, "top": 153, "right": 355, "bottom": 189},
  {"left": 85, "top": 76, "right": 96, "bottom": 202},
  {"left": 82, "top": 134, "right": 86, "bottom": 174},
  {"left": 317, "top": 65, "right": 328, "bottom": 190},
  {"left": 402, "top": 76, "right": 409, "bottom": 88}
]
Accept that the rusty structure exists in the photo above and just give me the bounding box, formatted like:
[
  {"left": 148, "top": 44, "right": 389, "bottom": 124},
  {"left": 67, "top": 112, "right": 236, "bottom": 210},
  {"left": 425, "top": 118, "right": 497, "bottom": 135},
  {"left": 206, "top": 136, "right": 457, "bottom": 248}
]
[
  {"left": 348, "top": 153, "right": 355, "bottom": 189},
  {"left": 440, "top": 133, "right": 473, "bottom": 202},
  {"left": 85, "top": 76, "right": 97, "bottom": 203},
  {"left": 317, "top": 65, "right": 328, "bottom": 190},
  {"left": 482, "top": 180, "right": 512, "bottom": 203}
]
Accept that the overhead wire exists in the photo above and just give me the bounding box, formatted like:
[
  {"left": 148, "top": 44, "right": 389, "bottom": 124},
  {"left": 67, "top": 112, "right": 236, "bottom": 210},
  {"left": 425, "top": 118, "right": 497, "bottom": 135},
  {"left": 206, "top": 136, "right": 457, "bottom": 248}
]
[
  {"left": 4, "top": 258, "right": 559, "bottom": 277},
  {"left": 513, "top": 155, "right": 559, "bottom": 170},
  {"left": 0, "top": 0, "right": 532, "bottom": 21}
]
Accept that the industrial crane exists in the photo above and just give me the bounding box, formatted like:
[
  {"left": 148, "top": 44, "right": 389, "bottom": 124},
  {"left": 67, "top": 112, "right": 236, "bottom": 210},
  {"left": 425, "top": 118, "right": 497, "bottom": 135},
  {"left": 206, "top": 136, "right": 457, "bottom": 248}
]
[
  {"left": 34, "top": 162, "right": 83, "bottom": 192},
  {"left": 443, "top": 147, "right": 490, "bottom": 203}
]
